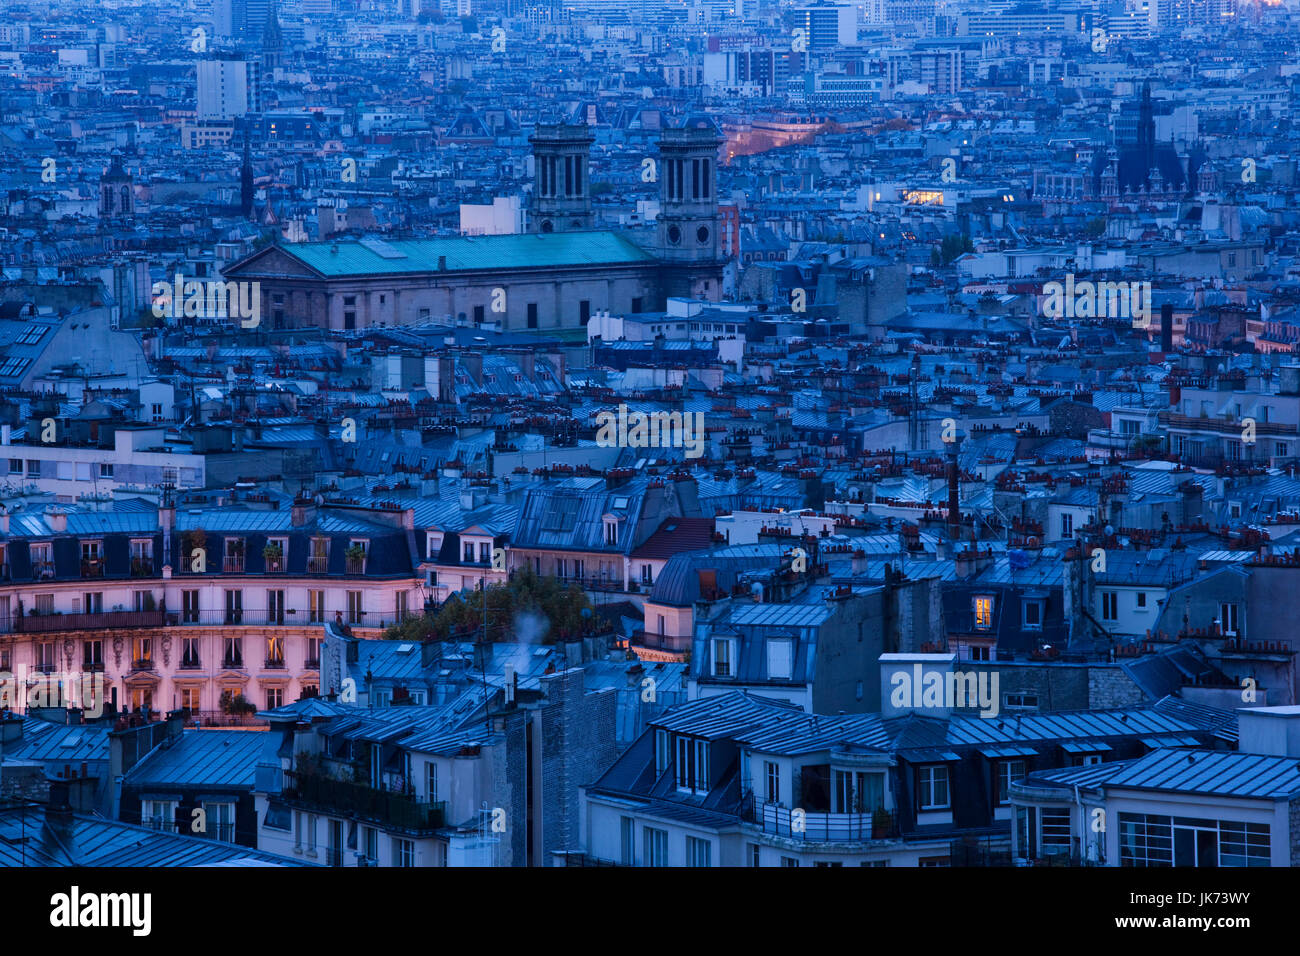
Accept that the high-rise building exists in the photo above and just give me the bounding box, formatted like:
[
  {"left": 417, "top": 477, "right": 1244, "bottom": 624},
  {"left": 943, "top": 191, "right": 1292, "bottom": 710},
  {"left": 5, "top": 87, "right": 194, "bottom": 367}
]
[
  {"left": 794, "top": 2, "right": 857, "bottom": 50},
  {"left": 213, "top": 0, "right": 273, "bottom": 44},
  {"left": 197, "top": 54, "right": 261, "bottom": 119}
]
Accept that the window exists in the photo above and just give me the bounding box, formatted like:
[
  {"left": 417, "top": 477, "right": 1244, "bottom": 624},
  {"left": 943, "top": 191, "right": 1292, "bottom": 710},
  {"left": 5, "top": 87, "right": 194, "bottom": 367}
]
[
  {"left": 967, "top": 644, "right": 990, "bottom": 661},
  {"left": 267, "top": 589, "right": 285, "bottom": 626},
  {"left": 1101, "top": 591, "right": 1118, "bottom": 621},
  {"left": 711, "top": 638, "right": 733, "bottom": 677},
  {"left": 833, "top": 769, "right": 884, "bottom": 813},
  {"left": 224, "top": 635, "right": 243, "bottom": 667},
  {"left": 393, "top": 837, "right": 414, "bottom": 867},
  {"left": 180, "top": 686, "right": 200, "bottom": 712},
  {"left": 641, "top": 563, "right": 653, "bottom": 584},
  {"left": 1004, "top": 693, "right": 1039, "bottom": 710},
  {"left": 766, "top": 637, "right": 794, "bottom": 679},
  {"left": 1118, "top": 813, "right": 1170, "bottom": 866},
  {"left": 309, "top": 590, "right": 325, "bottom": 623},
  {"left": 203, "top": 801, "right": 235, "bottom": 842},
  {"left": 749, "top": 843, "right": 760, "bottom": 867},
  {"left": 347, "top": 590, "right": 363, "bottom": 624},
  {"left": 83, "top": 639, "right": 103, "bottom": 668},
  {"left": 526, "top": 303, "right": 538, "bottom": 328},
  {"left": 918, "top": 765, "right": 950, "bottom": 810},
  {"left": 1022, "top": 600, "right": 1043, "bottom": 630},
  {"left": 143, "top": 800, "right": 176, "bottom": 832},
  {"left": 1136, "top": 592, "right": 1146, "bottom": 608},
  {"left": 266, "top": 687, "right": 283, "bottom": 709},
  {"left": 26, "top": 459, "right": 41, "bottom": 478},
  {"left": 764, "top": 760, "right": 780, "bottom": 803},
  {"left": 1219, "top": 603, "right": 1239, "bottom": 637},
  {"left": 99, "top": 463, "right": 113, "bottom": 478},
  {"left": 996, "top": 760, "right": 1026, "bottom": 805},
  {"left": 655, "top": 729, "right": 670, "bottom": 776},
  {"left": 364, "top": 827, "right": 378, "bottom": 864},
  {"left": 686, "top": 836, "right": 712, "bottom": 867},
  {"left": 1219, "top": 821, "right": 1270, "bottom": 867},
  {"left": 604, "top": 519, "right": 618, "bottom": 546},
  {"left": 182, "top": 589, "right": 199, "bottom": 624},
  {"left": 973, "top": 596, "right": 993, "bottom": 629},
  {"left": 1060, "top": 513, "right": 1073, "bottom": 537},
  {"left": 620, "top": 817, "right": 635, "bottom": 866},
  {"left": 225, "top": 588, "right": 243, "bottom": 624},
  {"left": 1040, "top": 808, "right": 1072, "bottom": 856},
  {"left": 643, "top": 827, "right": 668, "bottom": 867},
  {"left": 675, "top": 736, "right": 709, "bottom": 794}
]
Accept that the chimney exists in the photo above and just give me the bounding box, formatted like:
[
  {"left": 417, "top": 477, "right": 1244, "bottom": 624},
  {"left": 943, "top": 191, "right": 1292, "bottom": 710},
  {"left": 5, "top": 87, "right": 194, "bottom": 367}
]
[
  {"left": 47, "top": 508, "right": 67, "bottom": 533},
  {"left": 945, "top": 432, "right": 963, "bottom": 532},
  {"left": 851, "top": 549, "right": 867, "bottom": 574},
  {"left": 291, "top": 496, "right": 317, "bottom": 528},
  {"left": 420, "top": 640, "right": 443, "bottom": 670}
]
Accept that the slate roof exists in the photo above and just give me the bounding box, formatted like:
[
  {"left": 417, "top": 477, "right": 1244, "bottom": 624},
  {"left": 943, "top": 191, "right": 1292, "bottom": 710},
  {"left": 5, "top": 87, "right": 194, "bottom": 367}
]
[
  {"left": 239, "top": 232, "right": 656, "bottom": 278},
  {"left": 0, "top": 806, "right": 313, "bottom": 867}
]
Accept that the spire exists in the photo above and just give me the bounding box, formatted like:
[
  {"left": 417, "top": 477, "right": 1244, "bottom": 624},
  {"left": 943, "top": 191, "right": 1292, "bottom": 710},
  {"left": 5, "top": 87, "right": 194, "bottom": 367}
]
[
  {"left": 240, "top": 136, "right": 254, "bottom": 219},
  {"left": 261, "top": 0, "right": 283, "bottom": 69}
]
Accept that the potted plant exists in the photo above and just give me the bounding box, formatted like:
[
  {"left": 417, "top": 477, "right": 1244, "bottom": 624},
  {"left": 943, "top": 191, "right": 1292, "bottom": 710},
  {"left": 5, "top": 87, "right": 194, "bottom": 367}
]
[
  {"left": 263, "top": 541, "right": 284, "bottom": 570},
  {"left": 872, "top": 808, "right": 893, "bottom": 839},
  {"left": 345, "top": 543, "right": 367, "bottom": 573}
]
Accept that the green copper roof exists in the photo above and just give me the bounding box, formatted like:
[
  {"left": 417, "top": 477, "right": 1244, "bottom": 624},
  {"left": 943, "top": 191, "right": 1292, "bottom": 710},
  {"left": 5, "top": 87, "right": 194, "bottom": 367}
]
[{"left": 282, "top": 232, "right": 657, "bottom": 277}]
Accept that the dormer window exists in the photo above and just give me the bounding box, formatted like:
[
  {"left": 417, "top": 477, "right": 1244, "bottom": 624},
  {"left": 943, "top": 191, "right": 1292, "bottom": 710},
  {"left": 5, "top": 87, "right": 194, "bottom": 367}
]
[
  {"left": 675, "top": 735, "right": 710, "bottom": 795},
  {"left": 604, "top": 517, "right": 619, "bottom": 547},
  {"left": 973, "top": 595, "right": 993, "bottom": 630},
  {"left": 766, "top": 637, "right": 794, "bottom": 680},
  {"left": 711, "top": 637, "right": 735, "bottom": 678}
]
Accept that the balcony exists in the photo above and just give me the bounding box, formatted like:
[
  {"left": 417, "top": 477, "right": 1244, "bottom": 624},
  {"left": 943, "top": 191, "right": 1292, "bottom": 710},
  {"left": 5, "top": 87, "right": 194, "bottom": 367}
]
[
  {"left": 345, "top": 557, "right": 367, "bottom": 575},
  {"left": 130, "top": 658, "right": 156, "bottom": 672},
  {"left": 307, "top": 556, "right": 329, "bottom": 574},
  {"left": 179, "top": 656, "right": 202, "bottom": 670},
  {"left": 221, "top": 655, "right": 245, "bottom": 670},
  {"left": 285, "top": 772, "right": 446, "bottom": 833},
  {"left": 16, "top": 609, "right": 166, "bottom": 633},
  {"left": 264, "top": 556, "right": 285, "bottom": 573},
  {"left": 264, "top": 656, "right": 286, "bottom": 670},
  {"left": 31, "top": 561, "right": 55, "bottom": 581},
  {"left": 130, "top": 557, "right": 155, "bottom": 577},
  {"left": 223, "top": 555, "right": 245, "bottom": 573},
  {"left": 743, "top": 798, "right": 894, "bottom": 842},
  {"left": 304, "top": 657, "right": 320, "bottom": 670},
  {"left": 80, "top": 558, "right": 105, "bottom": 578}
]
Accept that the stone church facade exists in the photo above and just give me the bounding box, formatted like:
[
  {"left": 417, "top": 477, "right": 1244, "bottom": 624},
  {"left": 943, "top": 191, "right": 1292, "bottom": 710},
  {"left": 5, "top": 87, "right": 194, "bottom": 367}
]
[{"left": 221, "top": 122, "right": 726, "bottom": 333}]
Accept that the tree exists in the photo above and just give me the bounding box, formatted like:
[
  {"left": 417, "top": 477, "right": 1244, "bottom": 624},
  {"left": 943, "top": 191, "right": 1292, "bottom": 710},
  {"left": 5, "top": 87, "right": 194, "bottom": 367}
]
[{"left": 383, "top": 565, "right": 595, "bottom": 644}]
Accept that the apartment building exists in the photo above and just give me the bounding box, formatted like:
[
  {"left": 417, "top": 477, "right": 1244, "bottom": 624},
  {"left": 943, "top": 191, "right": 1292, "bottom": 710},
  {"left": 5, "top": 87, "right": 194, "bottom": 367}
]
[{"left": 0, "top": 496, "right": 421, "bottom": 717}]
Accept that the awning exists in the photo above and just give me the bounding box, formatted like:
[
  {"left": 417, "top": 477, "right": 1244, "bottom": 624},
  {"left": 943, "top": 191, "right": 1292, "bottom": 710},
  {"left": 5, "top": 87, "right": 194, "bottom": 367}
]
[
  {"left": 901, "top": 749, "right": 961, "bottom": 762},
  {"left": 1061, "top": 741, "right": 1114, "bottom": 753},
  {"left": 977, "top": 745, "right": 1039, "bottom": 758}
]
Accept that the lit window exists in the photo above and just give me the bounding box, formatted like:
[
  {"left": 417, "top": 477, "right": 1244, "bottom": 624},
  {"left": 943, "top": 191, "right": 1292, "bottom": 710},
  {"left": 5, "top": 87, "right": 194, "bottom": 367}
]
[{"left": 974, "top": 596, "right": 993, "bottom": 629}]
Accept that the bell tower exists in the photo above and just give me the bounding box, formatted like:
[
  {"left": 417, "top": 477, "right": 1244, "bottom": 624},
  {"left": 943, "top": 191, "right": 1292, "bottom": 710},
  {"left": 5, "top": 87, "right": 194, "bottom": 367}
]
[
  {"left": 657, "top": 122, "right": 723, "bottom": 300},
  {"left": 528, "top": 123, "right": 594, "bottom": 233}
]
